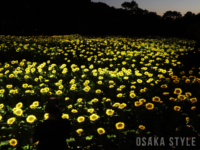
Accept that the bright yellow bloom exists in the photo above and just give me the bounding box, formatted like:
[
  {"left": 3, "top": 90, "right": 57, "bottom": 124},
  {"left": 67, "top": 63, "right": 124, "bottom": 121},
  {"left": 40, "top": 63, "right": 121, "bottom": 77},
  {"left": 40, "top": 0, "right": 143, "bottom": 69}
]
[
  {"left": 14, "top": 108, "right": 23, "bottom": 116},
  {"left": 59, "top": 85, "right": 64, "bottom": 89},
  {"left": 191, "top": 106, "right": 196, "bottom": 110},
  {"left": 89, "top": 114, "right": 99, "bottom": 121},
  {"left": 87, "top": 108, "right": 95, "bottom": 113},
  {"left": 186, "top": 117, "right": 189, "bottom": 121},
  {"left": 9, "top": 74, "right": 14, "bottom": 78},
  {"left": 65, "top": 97, "right": 70, "bottom": 101},
  {"left": 77, "top": 98, "right": 83, "bottom": 103},
  {"left": 7, "top": 117, "right": 16, "bottom": 125},
  {"left": 76, "top": 129, "right": 84, "bottom": 134},
  {"left": 77, "top": 116, "right": 85, "bottom": 123},
  {"left": 62, "top": 114, "right": 69, "bottom": 119},
  {"left": 139, "top": 125, "right": 145, "bottom": 130},
  {"left": 130, "top": 93, "right": 136, "bottom": 98},
  {"left": 56, "top": 90, "right": 62, "bottom": 95},
  {"left": 22, "top": 83, "right": 29, "bottom": 88},
  {"left": 6, "top": 85, "right": 13, "bottom": 88},
  {"left": 118, "top": 103, "right": 127, "bottom": 109},
  {"left": 152, "top": 96, "right": 160, "bottom": 102},
  {"left": 112, "top": 102, "right": 120, "bottom": 107},
  {"left": 145, "top": 103, "right": 154, "bottom": 110},
  {"left": 0, "top": 103, "right": 4, "bottom": 109},
  {"left": 106, "top": 109, "right": 114, "bottom": 116},
  {"left": 32, "top": 101, "right": 39, "bottom": 107},
  {"left": 96, "top": 89, "right": 101, "bottom": 94},
  {"left": 116, "top": 93, "right": 123, "bottom": 98},
  {"left": 174, "top": 106, "right": 181, "bottom": 111},
  {"left": 68, "top": 105, "right": 73, "bottom": 109},
  {"left": 9, "top": 139, "right": 17, "bottom": 146},
  {"left": 97, "top": 128, "right": 105, "bottom": 135},
  {"left": 115, "top": 122, "right": 125, "bottom": 130},
  {"left": 26, "top": 115, "right": 37, "bottom": 123},
  {"left": 190, "top": 98, "right": 197, "bottom": 103},
  {"left": 0, "top": 89, "right": 5, "bottom": 94},
  {"left": 97, "top": 81, "right": 102, "bottom": 85},
  {"left": 135, "top": 101, "right": 143, "bottom": 107},
  {"left": 71, "top": 109, "right": 78, "bottom": 113}
]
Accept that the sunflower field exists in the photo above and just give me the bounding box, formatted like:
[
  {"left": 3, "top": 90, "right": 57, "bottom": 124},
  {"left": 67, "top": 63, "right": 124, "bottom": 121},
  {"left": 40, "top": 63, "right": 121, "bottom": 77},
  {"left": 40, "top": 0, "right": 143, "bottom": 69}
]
[{"left": 0, "top": 34, "right": 200, "bottom": 150}]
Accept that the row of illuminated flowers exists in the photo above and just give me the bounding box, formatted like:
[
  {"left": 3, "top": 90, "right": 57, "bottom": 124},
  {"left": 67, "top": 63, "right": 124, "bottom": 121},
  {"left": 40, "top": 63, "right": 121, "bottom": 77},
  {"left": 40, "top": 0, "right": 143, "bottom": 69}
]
[
  {"left": 0, "top": 102, "right": 195, "bottom": 126},
  {"left": 0, "top": 86, "right": 198, "bottom": 104},
  {"left": 9, "top": 122, "right": 144, "bottom": 146},
  {"left": 9, "top": 115, "right": 194, "bottom": 147}
]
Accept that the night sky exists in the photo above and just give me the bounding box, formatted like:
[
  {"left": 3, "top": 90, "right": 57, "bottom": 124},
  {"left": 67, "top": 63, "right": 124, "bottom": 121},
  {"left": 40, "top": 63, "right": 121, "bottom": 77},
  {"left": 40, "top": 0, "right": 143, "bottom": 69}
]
[{"left": 92, "top": 0, "right": 200, "bottom": 17}]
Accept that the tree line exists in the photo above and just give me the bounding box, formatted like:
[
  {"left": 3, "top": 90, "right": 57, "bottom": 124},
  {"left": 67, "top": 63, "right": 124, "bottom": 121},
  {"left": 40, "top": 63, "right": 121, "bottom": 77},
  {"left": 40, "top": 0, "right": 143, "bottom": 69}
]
[{"left": 0, "top": 0, "right": 199, "bottom": 42}]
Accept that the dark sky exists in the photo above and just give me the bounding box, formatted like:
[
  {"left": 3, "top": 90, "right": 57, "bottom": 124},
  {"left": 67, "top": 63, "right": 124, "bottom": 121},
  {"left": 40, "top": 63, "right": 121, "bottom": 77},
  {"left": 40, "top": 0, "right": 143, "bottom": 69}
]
[{"left": 92, "top": 0, "right": 200, "bottom": 17}]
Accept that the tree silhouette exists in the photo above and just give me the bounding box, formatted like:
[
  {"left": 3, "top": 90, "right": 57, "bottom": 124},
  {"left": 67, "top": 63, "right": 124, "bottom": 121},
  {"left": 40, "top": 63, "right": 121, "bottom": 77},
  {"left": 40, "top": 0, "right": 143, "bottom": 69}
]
[
  {"left": 121, "top": 0, "right": 138, "bottom": 14},
  {"left": 129, "top": 0, "right": 139, "bottom": 14},
  {"left": 171, "top": 11, "right": 182, "bottom": 20},
  {"left": 0, "top": 0, "right": 199, "bottom": 44},
  {"left": 143, "top": 9, "right": 149, "bottom": 15},
  {"left": 184, "top": 11, "right": 195, "bottom": 18},
  {"left": 121, "top": 2, "right": 131, "bottom": 10}
]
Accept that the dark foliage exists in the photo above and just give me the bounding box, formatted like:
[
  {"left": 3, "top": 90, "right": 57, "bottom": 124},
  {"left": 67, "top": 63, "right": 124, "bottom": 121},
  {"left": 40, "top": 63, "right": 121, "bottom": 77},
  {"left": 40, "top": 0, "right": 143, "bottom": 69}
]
[{"left": 0, "top": 0, "right": 199, "bottom": 43}]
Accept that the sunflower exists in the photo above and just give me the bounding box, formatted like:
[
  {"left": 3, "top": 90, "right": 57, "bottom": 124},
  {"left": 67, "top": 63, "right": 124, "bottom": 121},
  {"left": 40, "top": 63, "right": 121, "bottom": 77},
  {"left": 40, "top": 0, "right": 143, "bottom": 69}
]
[
  {"left": 77, "top": 98, "right": 83, "bottom": 103},
  {"left": 117, "top": 93, "right": 123, "bottom": 98},
  {"left": 174, "top": 106, "right": 181, "bottom": 111},
  {"left": 90, "top": 114, "right": 99, "bottom": 121},
  {"left": 6, "top": 85, "right": 13, "bottom": 89},
  {"left": 77, "top": 116, "right": 85, "bottom": 123},
  {"left": 118, "top": 103, "right": 127, "bottom": 109},
  {"left": 135, "top": 101, "right": 143, "bottom": 107},
  {"left": 174, "top": 88, "right": 182, "bottom": 95},
  {"left": 0, "top": 103, "right": 4, "bottom": 109},
  {"left": 9, "top": 139, "right": 17, "bottom": 146},
  {"left": 76, "top": 129, "right": 84, "bottom": 134},
  {"left": 68, "top": 104, "right": 73, "bottom": 109},
  {"left": 190, "top": 98, "right": 197, "bottom": 103},
  {"left": 145, "top": 103, "right": 154, "bottom": 110},
  {"left": 0, "top": 89, "right": 5, "bottom": 94},
  {"left": 97, "top": 81, "right": 102, "bottom": 85},
  {"left": 191, "top": 106, "right": 196, "bottom": 110},
  {"left": 71, "top": 109, "right": 78, "bottom": 113},
  {"left": 186, "top": 117, "right": 189, "bottom": 121},
  {"left": 7, "top": 117, "right": 16, "bottom": 125},
  {"left": 106, "top": 109, "right": 114, "bottom": 116},
  {"left": 9, "top": 74, "right": 14, "bottom": 78},
  {"left": 56, "top": 90, "right": 62, "bottom": 95},
  {"left": 139, "top": 125, "right": 145, "bottom": 130},
  {"left": 130, "top": 93, "right": 136, "bottom": 98},
  {"left": 32, "top": 101, "right": 39, "bottom": 107},
  {"left": 115, "top": 122, "right": 125, "bottom": 130},
  {"left": 97, "top": 128, "right": 105, "bottom": 135},
  {"left": 96, "top": 89, "right": 101, "bottom": 94},
  {"left": 26, "top": 115, "right": 37, "bottom": 123},
  {"left": 62, "top": 114, "right": 69, "bottom": 119},
  {"left": 14, "top": 109, "right": 23, "bottom": 116},
  {"left": 87, "top": 108, "right": 95, "bottom": 113},
  {"left": 112, "top": 102, "right": 120, "bottom": 107}
]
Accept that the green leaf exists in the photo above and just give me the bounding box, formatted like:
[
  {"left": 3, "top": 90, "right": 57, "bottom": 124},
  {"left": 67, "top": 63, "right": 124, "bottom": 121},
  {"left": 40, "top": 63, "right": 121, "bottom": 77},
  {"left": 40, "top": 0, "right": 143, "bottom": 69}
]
[
  {"left": 147, "top": 131, "right": 151, "bottom": 134},
  {"left": 130, "top": 130, "right": 135, "bottom": 132},
  {"left": 86, "top": 135, "right": 93, "bottom": 140},
  {"left": 182, "top": 113, "right": 188, "bottom": 115}
]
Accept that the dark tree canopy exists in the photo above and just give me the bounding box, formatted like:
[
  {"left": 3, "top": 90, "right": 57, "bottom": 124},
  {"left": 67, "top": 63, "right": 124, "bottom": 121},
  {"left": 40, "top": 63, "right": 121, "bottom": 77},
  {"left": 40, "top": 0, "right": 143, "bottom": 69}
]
[{"left": 0, "top": 0, "right": 199, "bottom": 44}]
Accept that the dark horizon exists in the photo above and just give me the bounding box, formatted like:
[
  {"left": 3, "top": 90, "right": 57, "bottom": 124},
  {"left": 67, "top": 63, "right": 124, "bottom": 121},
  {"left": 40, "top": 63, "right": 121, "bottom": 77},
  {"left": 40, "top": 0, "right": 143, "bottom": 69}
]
[
  {"left": 0, "top": 0, "right": 199, "bottom": 44},
  {"left": 91, "top": 0, "right": 200, "bottom": 17}
]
